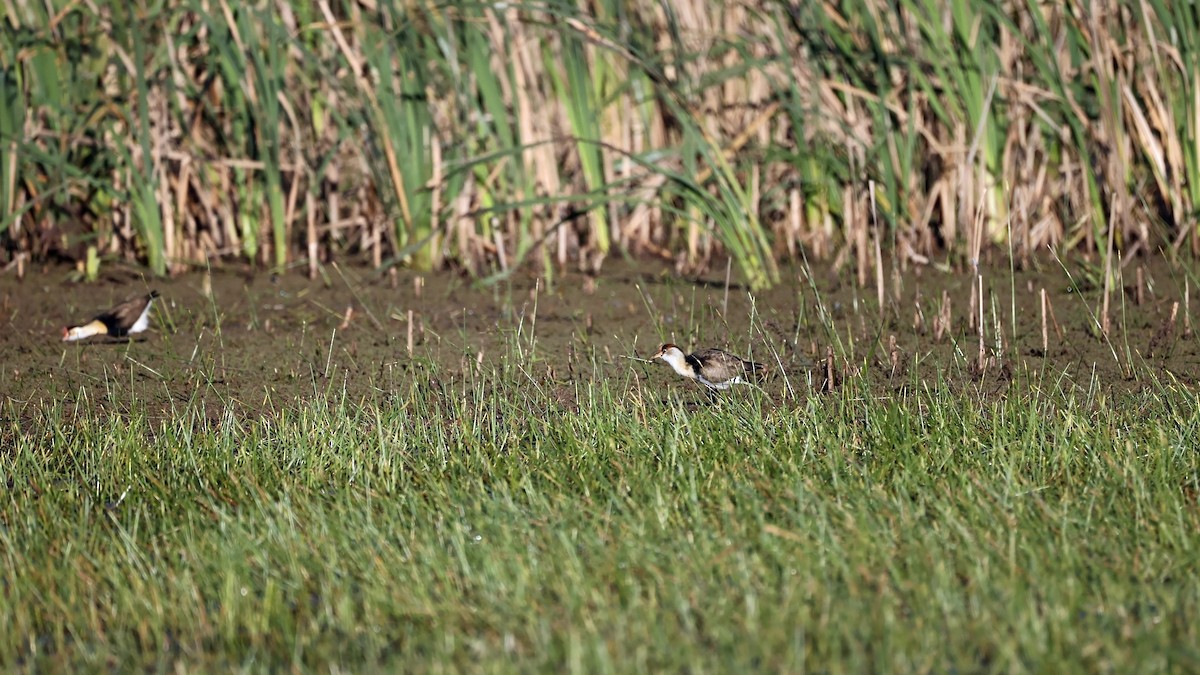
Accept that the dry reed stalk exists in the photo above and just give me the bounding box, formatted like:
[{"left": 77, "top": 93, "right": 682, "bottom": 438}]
[
  {"left": 175, "top": 156, "right": 193, "bottom": 265},
  {"left": 500, "top": 6, "right": 562, "bottom": 266},
  {"left": 318, "top": 0, "right": 411, "bottom": 231},
  {"left": 1090, "top": 10, "right": 1135, "bottom": 251},
  {"left": 968, "top": 275, "right": 978, "bottom": 332},
  {"left": 1187, "top": 278, "right": 1193, "bottom": 338},
  {"left": 1124, "top": 80, "right": 1172, "bottom": 233},
  {"left": 888, "top": 334, "right": 899, "bottom": 378},
  {"left": 494, "top": 230, "right": 509, "bottom": 272},
  {"left": 870, "top": 181, "right": 884, "bottom": 314},
  {"left": 933, "top": 290, "right": 951, "bottom": 343},
  {"left": 786, "top": 188, "right": 801, "bottom": 258},
  {"left": 326, "top": 161, "right": 341, "bottom": 260},
  {"left": 307, "top": 192, "right": 318, "bottom": 279},
  {"left": 454, "top": 173, "right": 477, "bottom": 276},
  {"left": 1101, "top": 193, "right": 1118, "bottom": 338},
  {"left": 977, "top": 275, "right": 985, "bottom": 373},
  {"left": 407, "top": 309, "right": 414, "bottom": 357},
  {"left": 625, "top": 172, "right": 670, "bottom": 255},
  {"left": 970, "top": 186, "right": 986, "bottom": 274},
  {"left": 372, "top": 215, "right": 383, "bottom": 269},
  {"left": 852, "top": 185, "right": 866, "bottom": 288},
  {"left": 282, "top": 95, "right": 304, "bottom": 271},
  {"left": 1041, "top": 287, "right": 1048, "bottom": 354},
  {"left": 9, "top": 0, "right": 1200, "bottom": 284},
  {"left": 891, "top": 257, "right": 903, "bottom": 304}
]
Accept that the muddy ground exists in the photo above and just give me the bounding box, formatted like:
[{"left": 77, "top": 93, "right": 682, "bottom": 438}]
[{"left": 2, "top": 254, "right": 1199, "bottom": 422}]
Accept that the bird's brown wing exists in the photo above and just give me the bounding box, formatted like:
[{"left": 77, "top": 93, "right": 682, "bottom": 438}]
[{"left": 692, "top": 348, "right": 753, "bottom": 383}]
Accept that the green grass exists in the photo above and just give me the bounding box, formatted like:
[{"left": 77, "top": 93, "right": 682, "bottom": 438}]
[{"left": 3, "top": 362, "right": 1200, "bottom": 671}]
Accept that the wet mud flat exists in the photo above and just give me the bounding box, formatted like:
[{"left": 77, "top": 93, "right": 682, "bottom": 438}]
[{"left": 1, "top": 255, "right": 1198, "bottom": 423}]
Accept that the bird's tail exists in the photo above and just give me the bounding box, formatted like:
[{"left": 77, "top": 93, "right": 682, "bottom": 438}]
[{"left": 746, "top": 360, "right": 768, "bottom": 382}]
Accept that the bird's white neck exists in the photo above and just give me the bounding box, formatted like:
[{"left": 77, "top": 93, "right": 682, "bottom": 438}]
[{"left": 659, "top": 350, "right": 697, "bottom": 379}]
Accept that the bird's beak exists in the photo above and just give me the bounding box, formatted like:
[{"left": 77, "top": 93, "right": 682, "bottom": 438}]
[
  {"left": 650, "top": 348, "right": 665, "bottom": 360},
  {"left": 61, "top": 327, "right": 70, "bottom": 341}
]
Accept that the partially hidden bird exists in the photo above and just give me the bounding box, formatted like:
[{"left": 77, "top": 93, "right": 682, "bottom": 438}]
[
  {"left": 651, "top": 343, "right": 766, "bottom": 390},
  {"left": 62, "top": 290, "right": 161, "bottom": 342}
]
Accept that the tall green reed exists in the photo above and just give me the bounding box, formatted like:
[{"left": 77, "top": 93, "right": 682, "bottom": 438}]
[
  {"left": 243, "top": 6, "right": 291, "bottom": 273},
  {"left": 125, "top": 6, "right": 167, "bottom": 276},
  {"left": 0, "top": 57, "right": 23, "bottom": 239}
]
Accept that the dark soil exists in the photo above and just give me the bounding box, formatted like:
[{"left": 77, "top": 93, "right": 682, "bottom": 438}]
[{"left": 2, "top": 256, "right": 1198, "bottom": 422}]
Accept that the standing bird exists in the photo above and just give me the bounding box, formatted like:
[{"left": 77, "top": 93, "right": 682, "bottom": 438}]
[
  {"left": 62, "top": 290, "right": 161, "bottom": 342},
  {"left": 651, "top": 343, "right": 766, "bottom": 390}
]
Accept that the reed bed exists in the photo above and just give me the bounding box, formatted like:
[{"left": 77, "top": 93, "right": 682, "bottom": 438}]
[{"left": 1, "top": 0, "right": 1198, "bottom": 288}]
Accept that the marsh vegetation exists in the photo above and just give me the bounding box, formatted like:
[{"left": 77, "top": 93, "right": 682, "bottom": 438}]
[{"left": 4, "top": 0, "right": 1200, "bottom": 669}]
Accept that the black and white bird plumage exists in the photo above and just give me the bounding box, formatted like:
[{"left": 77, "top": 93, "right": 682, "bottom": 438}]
[
  {"left": 62, "top": 290, "right": 160, "bottom": 341},
  {"left": 651, "top": 343, "right": 766, "bottom": 390}
]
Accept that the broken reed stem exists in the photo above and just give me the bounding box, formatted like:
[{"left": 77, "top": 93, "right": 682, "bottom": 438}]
[
  {"left": 970, "top": 188, "right": 986, "bottom": 276},
  {"left": 854, "top": 185, "right": 866, "bottom": 289},
  {"left": 1136, "top": 265, "right": 1144, "bottom": 306},
  {"left": 1041, "top": 287, "right": 1048, "bottom": 354},
  {"left": 1101, "top": 270, "right": 1112, "bottom": 338},
  {"left": 406, "top": 309, "right": 414, "bottom": 357},
  {"left": 888, "top": 334, "right": 899, "bottom": 378},
  {"left": 977, "top": 274, "right": 985, "bottom": 373},
  {"left": 495, "top": 230, "right": 508, "bottom": 272},
  {"left": 870, "top": 181, "right": 884, "bottom": 316},
  {"left": 1187, "top": 278, "right": 1193, "bottom": 338},
  {"left": 307, "top": 191, "right": 318, "bottom": 280},
  {"left": 1101, "top": 195, "right": 1118, "bottom": 338},
  {"left": 325, "top": 329, "right": 336, "bottom": 378},
  {"left": 969, "top": 275, "right": 978, "bottom": 331},
  {"left": 933, "top": 290, "right": 950, "bottom": 343}
]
